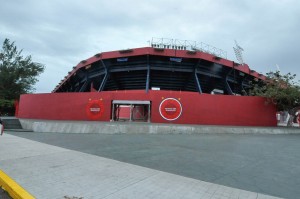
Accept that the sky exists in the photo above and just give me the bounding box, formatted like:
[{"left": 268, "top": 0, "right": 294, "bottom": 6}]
[{"left": 1, "top": 0, "right": 299, "bottom": 93}]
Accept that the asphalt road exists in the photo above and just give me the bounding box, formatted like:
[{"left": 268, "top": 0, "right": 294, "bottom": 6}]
[{"left": 7, "top": 131, "right": 300, "bottom": 199}]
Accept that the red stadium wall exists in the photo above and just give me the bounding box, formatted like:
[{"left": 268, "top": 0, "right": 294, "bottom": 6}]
[{"left": 18, "top": 91, "right": 277, "bottom": 126}]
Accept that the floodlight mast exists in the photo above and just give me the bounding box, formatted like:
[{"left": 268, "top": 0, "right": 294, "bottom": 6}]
[{"left": 233, "top": 40, "right": 245, "bottom": 65}]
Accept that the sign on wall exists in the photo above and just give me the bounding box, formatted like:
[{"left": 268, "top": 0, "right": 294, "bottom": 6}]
[
  {"left": 86, "top": 99, "right": 104, "bottom": 120},
  {"left": 159, "top": 98, "right": 182, "bottom": 121}
]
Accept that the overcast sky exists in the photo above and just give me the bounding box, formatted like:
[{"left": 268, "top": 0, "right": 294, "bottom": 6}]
[{"left": 1, "top": 0, "right": 299, "bottom": 93}]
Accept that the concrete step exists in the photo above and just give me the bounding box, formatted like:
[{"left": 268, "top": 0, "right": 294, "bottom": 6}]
[{"left": 1, "top": 118, "right": 22, "bottom": 129}]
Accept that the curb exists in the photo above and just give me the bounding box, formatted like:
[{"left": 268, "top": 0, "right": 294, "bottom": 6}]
[
  {"left": 0, "top": 169, "right": 35, "bottom": 199},
  {"left": 19, "top": 119, "right": 300, "bottom": 135}
]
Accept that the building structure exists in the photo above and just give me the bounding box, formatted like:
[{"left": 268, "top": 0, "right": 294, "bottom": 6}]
[{"left": 17, "top": 40, "right": 277, "bottom": 126}]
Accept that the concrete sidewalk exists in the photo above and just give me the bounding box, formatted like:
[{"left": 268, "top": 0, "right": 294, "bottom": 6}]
[{"left": 0, "top": 134, "right": 281, "bottom": 199}]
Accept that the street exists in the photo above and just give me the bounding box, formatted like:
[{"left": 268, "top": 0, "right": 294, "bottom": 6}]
[{"left": 7, "top": 131, "right": 300, "bottom": 199}]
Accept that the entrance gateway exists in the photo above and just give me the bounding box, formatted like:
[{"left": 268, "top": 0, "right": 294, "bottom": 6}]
[{"left": 111, "top": 100, "right": 151, "bottom": 122}]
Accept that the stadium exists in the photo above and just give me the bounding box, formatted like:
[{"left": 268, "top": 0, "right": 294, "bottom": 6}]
[{"left": 17, "top": 39, "right": 277, "bottom": 127}]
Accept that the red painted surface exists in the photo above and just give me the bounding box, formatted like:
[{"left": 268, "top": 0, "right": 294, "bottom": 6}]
[
  {"left": 159, "top": 98, "right": 182, "bottom": 121},
  {"left": 86, "top": 99, "right": 104, "bottom": 120},
  {"left": 18, "top": 90, "right": 277, "bottom": 126},
  {"left": 118, "top": 106, "right": 131, "bottom": 119},
  {"left": 114, "top": 105, "right": 147, "bottom": 120}
]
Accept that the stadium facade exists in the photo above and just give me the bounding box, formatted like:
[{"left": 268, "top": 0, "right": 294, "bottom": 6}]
[{"left": 17, "top": 42, "right": 277, "bottom": 126}]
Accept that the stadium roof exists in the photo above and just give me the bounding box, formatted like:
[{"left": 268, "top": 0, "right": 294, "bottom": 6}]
[{"left": 53, "top": 47, "right": 265, "bottom": 95}]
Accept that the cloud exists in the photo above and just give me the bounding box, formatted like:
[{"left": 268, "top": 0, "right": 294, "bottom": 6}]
[{"left": 1, "top": 0, "right": 299, "bottom": 92}]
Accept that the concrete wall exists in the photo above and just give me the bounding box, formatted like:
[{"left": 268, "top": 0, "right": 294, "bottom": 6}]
[
  {"left": 19, "top": 119, "right": 300, "bottom": 134},
  {"left": 18, "top": 90, "right": 277, "bottom": 126}
]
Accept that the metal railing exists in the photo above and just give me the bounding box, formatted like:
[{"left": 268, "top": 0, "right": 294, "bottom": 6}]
[{"left": 150, "top": 37, "right": 227, "bottom": 59}]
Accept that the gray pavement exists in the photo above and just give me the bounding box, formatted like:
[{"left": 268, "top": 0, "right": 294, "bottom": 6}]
[
  {"left": 0, "top": 133, "right": 282, "bottom": 199},
  {"left": 6, "top": 132, "right": 300, "bottom": 198}
]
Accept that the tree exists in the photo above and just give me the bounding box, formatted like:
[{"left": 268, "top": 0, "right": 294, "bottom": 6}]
[
  {"left": 250, "top": 70, "right": 300, "bottom": 112},
  {"left": 0, "top": 38, "right": 45, "bottom": 115}
]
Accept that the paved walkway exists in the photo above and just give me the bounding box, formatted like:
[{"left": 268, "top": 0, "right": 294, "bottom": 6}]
[{"left": 0, "top": 134, "right": 281, "bottom": 199}]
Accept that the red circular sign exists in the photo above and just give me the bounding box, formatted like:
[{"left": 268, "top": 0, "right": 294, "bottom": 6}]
[
  {"left": 86, "top": 100, "right": 104, "bottom": 120},
  {"left": 159, "top": 98, "right": 182, "bottom": 121}
]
